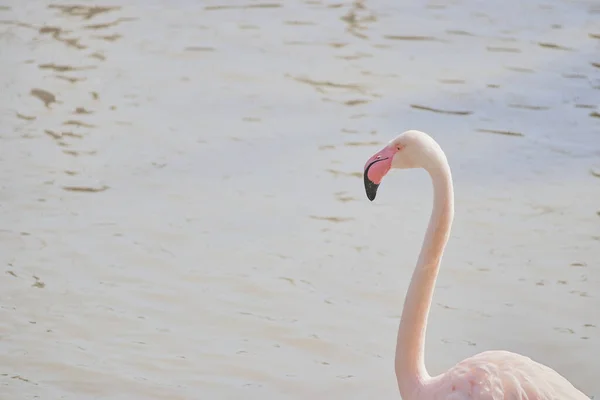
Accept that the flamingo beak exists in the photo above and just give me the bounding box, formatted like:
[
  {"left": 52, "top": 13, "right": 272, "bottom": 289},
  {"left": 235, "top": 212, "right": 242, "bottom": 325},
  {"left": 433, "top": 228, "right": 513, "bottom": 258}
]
[{"left": 363, "top": 146, "right": 395, "bottom": 201}]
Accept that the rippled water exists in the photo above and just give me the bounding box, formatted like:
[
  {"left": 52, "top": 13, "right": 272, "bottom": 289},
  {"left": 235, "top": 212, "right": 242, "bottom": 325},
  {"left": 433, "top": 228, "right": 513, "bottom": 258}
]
[{"left": 1, "top": 1, "right": 599, "bottom": 399}]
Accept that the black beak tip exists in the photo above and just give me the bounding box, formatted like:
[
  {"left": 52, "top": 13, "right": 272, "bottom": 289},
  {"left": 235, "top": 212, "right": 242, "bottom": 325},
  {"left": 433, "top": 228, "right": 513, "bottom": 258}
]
[{"left": 364, "top": 174, "right": 379, "bottom": 202}]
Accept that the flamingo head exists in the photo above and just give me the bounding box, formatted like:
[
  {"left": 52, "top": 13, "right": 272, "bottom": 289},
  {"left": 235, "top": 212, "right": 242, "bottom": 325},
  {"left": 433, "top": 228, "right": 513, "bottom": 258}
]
[{"left": 363, "top": 130, "right": 439, "bottom": 201}]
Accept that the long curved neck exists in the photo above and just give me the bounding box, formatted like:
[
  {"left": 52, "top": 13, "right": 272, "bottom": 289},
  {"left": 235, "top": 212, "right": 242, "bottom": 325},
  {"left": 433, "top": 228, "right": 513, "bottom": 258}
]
[{"left": 395, "top": 154, "right": 454, "bottom": 399}]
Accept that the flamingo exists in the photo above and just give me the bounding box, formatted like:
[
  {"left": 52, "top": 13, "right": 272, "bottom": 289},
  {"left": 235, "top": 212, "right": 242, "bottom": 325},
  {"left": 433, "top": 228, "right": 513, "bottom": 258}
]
[{"left": 362, "top": 130, "right": 590, "bottom": 400}]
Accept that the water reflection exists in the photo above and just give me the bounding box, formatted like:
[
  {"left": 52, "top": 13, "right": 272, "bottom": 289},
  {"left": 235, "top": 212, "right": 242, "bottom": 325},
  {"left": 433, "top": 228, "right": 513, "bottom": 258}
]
[
  {"left": 410, "top": 104, "right": 473, "bottom": 115},
  {"left": 47, "top": 4, "right": 121, "bottom": 19},
  {"left": 30, "top": 88, "right": 57, "bottom": 107}
]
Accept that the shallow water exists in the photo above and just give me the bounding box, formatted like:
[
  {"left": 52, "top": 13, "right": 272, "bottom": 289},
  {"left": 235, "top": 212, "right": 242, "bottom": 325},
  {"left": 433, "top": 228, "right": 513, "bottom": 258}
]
[{"left": 0, "top": 0, "right": 599, "bottom": 399}]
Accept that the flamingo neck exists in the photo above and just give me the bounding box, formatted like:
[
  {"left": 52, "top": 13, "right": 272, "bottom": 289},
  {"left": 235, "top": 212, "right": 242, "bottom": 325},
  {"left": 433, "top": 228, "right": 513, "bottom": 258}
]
[{"left": 395, "top": 155, "right": 454, "bottom": 399}]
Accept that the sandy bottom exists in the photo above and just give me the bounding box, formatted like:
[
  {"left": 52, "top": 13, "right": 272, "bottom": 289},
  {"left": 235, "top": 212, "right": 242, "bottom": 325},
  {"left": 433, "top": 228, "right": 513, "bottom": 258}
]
[{"left": 0, "top": 1, "right": 599, "bottom": 399}]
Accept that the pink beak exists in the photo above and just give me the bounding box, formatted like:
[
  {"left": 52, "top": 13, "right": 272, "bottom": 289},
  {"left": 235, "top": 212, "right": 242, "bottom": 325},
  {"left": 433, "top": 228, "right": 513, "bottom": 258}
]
[{"left": 363, "top": 146, "right": 396, "bottom": 201}]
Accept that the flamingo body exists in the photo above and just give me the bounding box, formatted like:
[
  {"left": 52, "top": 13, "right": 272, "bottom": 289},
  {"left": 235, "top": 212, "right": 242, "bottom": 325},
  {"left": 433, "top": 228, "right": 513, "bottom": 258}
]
[{"left": 424, "top": 351, "right": 589, "bottom": 399}]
